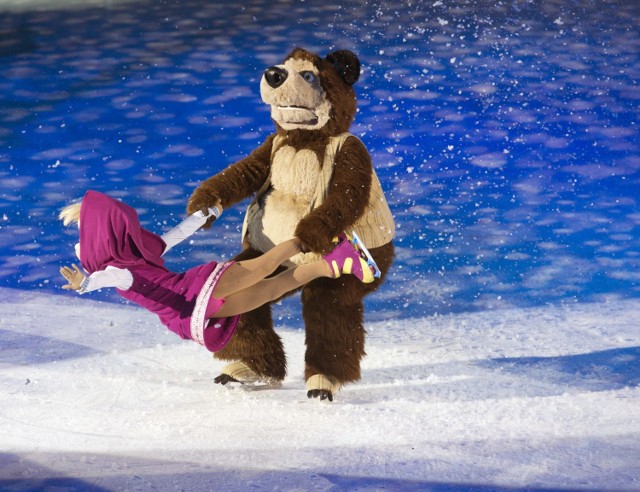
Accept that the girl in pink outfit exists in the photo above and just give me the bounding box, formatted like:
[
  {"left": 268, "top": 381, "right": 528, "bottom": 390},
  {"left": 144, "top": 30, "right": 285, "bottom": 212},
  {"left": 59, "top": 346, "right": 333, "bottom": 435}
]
[{"left": 59, "top": 190, "right": 376, "bottom": 352}]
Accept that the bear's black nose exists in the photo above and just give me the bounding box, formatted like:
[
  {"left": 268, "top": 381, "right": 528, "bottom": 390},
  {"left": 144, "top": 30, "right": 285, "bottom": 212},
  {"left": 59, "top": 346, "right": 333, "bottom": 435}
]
[{"left": 264, "top": 66, "right": 288, "bottom": 88}]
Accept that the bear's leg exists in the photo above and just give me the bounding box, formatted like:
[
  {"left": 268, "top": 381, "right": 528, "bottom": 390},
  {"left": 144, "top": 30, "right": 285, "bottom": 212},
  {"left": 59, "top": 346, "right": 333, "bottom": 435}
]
[
  {"left": 213, "top": 247, "right": 287, "bottom": 384},
  {"left": 302, "top": 242, "right": 395, "bottom": 401},
  {"left": 214, "top": 302, "right": 287, "bottom": 384},
  {"left": 301, "top": 276, "right": 367, "bottom": 398}
]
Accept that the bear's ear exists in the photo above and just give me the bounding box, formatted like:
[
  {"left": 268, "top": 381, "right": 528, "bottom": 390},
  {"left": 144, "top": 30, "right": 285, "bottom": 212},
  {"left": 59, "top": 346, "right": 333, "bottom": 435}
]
[{"left": 325, "top": 50, "right": 360, "bottom": 85}]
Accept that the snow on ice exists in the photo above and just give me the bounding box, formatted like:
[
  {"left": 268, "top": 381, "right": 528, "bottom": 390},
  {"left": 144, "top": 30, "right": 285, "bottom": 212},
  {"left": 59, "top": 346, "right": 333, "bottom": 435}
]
[{"left": 1, "top": 288, "right": 639, "bottom": 490}]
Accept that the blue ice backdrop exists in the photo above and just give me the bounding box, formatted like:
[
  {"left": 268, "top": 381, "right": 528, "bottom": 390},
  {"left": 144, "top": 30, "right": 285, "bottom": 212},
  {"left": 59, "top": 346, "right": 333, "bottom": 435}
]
[{"left": 0, "top": 0, "right": 638, "bottom": 321}]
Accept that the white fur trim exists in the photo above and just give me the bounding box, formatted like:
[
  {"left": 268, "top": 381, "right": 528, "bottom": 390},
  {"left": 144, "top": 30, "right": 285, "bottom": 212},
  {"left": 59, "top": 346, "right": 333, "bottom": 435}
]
[{"left": 80, "top": 266, "right": 133, "bottom": 294}]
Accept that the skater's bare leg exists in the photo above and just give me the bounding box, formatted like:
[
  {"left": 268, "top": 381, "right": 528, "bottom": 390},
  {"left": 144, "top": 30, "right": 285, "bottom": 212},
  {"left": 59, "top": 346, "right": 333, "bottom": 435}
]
[
  {"left": 213, "top": 238, "right": 301, "bottom": 299},
  {"left": 215, "top": 261, "right": 332, "bottom": 318}
]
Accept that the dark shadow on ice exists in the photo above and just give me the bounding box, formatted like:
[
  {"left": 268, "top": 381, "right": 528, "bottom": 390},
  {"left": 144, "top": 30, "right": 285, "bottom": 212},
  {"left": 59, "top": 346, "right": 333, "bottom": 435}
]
[
  {"left": 483, "top": 346, "right": 640, "bottom": 390},
  {"left": 353, "top": 346, "right": 640, "bottom": 404},
  {"left": 0, "top": 452, "right": 608, "bottom": 492},
  {"left": 318, "top": 474, "right": 587, "bottom": 491},
  {"left": 0, "top": 453, "right": 109, "bottom": 491},
  {"left": 0, "top": 328, "right": 101, "bottom": 366},
  {"left": 0, "top": 477, "right": 109, "bottom": 492}
]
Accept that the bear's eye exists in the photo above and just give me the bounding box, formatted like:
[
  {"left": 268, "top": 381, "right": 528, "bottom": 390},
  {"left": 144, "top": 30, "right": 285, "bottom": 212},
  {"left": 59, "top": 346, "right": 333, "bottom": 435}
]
[{"left": 301, "top": 71, "right": 317, "bottom": 84}]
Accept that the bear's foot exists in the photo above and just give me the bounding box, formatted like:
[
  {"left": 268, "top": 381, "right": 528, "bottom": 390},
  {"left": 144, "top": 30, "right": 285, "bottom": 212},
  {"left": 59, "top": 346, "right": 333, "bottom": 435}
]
[
  {"left": 213, "top": 373, "right": 240, "bottom": 385},
  {"left": 215, "top": 361, "right": 282, "bottom": 390},
  {"left": 306, "top": 374, "right": 341, "bottom": 402}
]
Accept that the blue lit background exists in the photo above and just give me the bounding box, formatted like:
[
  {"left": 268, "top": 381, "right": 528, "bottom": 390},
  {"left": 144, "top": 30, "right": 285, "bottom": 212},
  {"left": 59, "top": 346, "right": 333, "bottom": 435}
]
[{"left": 1, "top": 0, "right": 638, "bottom": 321}]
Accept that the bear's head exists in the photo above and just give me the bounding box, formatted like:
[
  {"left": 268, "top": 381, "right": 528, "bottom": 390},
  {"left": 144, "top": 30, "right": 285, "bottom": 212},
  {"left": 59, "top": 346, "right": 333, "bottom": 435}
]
[{"left": 260, "top": 48, "right": 360, "bottom": 136}]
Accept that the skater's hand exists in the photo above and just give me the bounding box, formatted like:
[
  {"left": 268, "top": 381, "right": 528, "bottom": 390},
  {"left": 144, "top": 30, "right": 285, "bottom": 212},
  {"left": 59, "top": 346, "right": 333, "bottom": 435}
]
[{"left": 60, "top": 264, "right": 85, "bottom": 291}]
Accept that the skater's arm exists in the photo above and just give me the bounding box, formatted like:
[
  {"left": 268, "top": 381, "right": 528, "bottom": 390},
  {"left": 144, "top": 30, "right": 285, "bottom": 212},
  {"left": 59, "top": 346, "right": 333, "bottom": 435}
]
[
  {"left": 161, "top": 206, "right": 221, "bottom": 255},
  {"left": 60, "top": 264, "right": 133, "bottom": 294}
]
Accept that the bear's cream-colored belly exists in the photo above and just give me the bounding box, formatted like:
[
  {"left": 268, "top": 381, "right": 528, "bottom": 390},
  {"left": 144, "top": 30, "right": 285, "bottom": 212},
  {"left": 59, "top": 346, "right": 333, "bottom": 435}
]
[{"left": 246, "top": 145, "right": 323, "bottom": 265}]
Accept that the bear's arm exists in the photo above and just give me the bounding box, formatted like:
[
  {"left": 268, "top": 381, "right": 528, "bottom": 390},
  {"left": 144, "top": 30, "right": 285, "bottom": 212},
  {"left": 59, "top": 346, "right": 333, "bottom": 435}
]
[
  {"left": 187, "top": 134, "right": 276, "bottom": 214},
  {"left": 295, "top": 136, "right": 373, "bottom": 253}
]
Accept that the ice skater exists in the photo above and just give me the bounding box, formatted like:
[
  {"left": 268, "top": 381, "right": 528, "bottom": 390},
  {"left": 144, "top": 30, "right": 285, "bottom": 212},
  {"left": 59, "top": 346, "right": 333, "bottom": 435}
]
[{"left": 58, "top": 190, "right": 379, "bottom": 352}]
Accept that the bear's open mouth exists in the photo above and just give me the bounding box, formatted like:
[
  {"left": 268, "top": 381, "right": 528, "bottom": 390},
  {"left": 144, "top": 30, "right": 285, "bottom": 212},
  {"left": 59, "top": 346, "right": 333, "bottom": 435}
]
[
  {"left": 272, "top": 105, "right": 318, "bottom": 126},
  {"left": 278, "top": 105, "right": 314, "bottom": 111}
]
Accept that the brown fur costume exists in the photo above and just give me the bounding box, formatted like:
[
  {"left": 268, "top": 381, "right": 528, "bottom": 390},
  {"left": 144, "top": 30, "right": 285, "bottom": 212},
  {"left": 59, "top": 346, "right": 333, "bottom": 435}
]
[{"left": 187, "top": 48, "right": 395, "bottom": 401}]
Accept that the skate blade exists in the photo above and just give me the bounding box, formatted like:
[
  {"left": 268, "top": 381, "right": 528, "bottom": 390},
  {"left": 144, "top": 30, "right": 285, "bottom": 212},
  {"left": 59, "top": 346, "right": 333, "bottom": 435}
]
[
  {"left": 239, "top": 379, "right": 283, "bottom": 392},
  {"left": 350, "top": 230, "right": 381, "bottom": 278}
]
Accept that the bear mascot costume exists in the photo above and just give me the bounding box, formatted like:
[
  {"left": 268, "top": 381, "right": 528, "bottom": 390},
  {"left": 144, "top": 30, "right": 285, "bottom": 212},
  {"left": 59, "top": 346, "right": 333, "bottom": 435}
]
[{"left": 187, "top": 47, "right": 395, "bottom": 401}]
